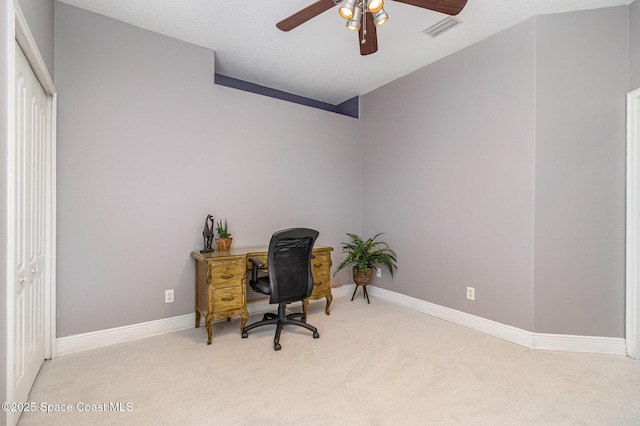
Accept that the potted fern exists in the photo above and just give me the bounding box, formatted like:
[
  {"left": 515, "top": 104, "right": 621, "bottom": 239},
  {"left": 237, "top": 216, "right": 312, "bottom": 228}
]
[
  {"left": 333, "top": 233, "right": 398, "bottom": 289},
  {"left": 215, "top": 219, "right": 233, "bottom": 251}
]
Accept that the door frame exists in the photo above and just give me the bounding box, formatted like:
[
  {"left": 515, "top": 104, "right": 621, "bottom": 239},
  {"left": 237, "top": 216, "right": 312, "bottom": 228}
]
[
  {"left": 626, "top": 87, "right": 640, "bottom": 360},
  {"left": 6, "top": 2, "right": 57, "bottom": 422}
]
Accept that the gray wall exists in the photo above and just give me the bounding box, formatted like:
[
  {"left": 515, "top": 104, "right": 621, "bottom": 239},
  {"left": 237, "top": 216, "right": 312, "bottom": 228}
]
[
  {"left": 54, "top": 3, "right": 361, "bottom": 337},
  {"left": 360, "top": 20, "right": 537, "bottom": 330},
  {"left": 361, "top": 6, "right": 630, "bottom": 337},
  {"left": 632, "top": 0, "right": 640, "bottom": 91},
  {"left": 533, "top": 7, "right": 627, "bottom": 336}
]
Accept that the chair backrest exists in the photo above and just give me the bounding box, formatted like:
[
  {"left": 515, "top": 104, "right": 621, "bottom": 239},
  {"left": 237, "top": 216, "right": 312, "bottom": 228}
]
[{"left": 267, "top": 228, "right": 319, "bottom": 305}]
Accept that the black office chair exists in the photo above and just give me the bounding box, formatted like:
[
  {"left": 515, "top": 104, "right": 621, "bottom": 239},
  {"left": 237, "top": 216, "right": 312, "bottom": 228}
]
[{"left": 242, "top": 228, "right": 320, "bottom": 351}]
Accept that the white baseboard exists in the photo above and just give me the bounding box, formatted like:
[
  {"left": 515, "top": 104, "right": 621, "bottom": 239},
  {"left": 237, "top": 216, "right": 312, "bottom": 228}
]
[
  {"left": 56, "top": 284, "right": 627, "bottom": 356},
  {"left": 56, "top": 313, "right": 195, "bottom": 355},
  {"left": 368, "top": 285, "right": 627, "bottom": 356},
  {"left": 532, "top": 333, "right": 626, "bottom": 354},
  {"left": 56, "top": 285, "right": 357, "bottom": 355}
]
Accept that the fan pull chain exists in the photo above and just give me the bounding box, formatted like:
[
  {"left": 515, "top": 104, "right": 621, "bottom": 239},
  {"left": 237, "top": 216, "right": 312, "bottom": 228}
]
[{"left": 361, "top": 2, "right": 367, "bottom": 45}]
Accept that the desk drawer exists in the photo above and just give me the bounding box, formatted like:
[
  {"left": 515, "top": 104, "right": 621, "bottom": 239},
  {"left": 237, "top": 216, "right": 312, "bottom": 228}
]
[
  {"left": 312, "top": 272, "right": 330, "bottom": 292},
  {"left": 311, "top": 251, "right": 331, "bottom": 271},
  {"left": 213, "top": 286, "right": 244, "bottom": 311},
  {"left": 311, "top": 259, "right": 329, "bottom": 273},
  {"left": 210, "top": 259, "right": 245, "bottom": 288}
]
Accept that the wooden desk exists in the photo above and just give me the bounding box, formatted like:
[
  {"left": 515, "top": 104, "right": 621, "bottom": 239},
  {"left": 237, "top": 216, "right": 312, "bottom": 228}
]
[{"left": 191, "top": 246, "right": 333, "bottom": 344}]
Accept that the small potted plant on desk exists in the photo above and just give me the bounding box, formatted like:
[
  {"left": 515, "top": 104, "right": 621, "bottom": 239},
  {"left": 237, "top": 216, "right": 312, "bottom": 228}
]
[
  {"left": 215, "top": 219, "right": 232, "bottom": 251},
  {"left": 333, "top": 233, "right": 398, "bottom": 304}
]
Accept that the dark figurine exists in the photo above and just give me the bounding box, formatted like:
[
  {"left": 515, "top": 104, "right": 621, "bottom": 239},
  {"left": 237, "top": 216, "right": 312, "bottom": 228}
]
[{"left": 201, "top": 215, "right": 215, "bottom": 253}]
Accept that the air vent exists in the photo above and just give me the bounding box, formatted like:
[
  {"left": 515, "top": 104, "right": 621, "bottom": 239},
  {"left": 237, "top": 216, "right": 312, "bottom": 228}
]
[{"left": 423, "top": 16, "right": 461, "bottom": 38}]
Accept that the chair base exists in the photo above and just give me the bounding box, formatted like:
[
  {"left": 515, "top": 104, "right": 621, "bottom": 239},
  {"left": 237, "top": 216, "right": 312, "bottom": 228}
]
[{"left": 242, "top": 304, "right": 319, "bottom": 351}]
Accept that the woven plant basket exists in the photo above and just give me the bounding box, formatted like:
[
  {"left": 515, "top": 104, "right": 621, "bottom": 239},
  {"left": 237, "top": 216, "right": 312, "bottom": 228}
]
[{"left": 353, "top": 267, "right": 373, "bottom": 286}]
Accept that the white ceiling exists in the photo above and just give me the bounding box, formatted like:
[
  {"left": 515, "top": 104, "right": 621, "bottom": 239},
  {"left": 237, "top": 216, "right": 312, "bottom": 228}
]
[{"left": 57, "top": 0, "right": 633, "bottom": 105}]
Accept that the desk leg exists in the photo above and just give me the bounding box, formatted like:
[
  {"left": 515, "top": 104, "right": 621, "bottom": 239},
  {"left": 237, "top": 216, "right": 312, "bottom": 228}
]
[
  {"left": 240, "top": 310, "right": 249, "bottom": 333},
  {"left": 325, "top": 293, "right": 333, "bottom": 315},
  {"left": 302, "top": 295, "right": 331, "bottom": 317},
  {"left": 195, "top": 310, "right": 201, "bottom": 328},
  {"left": 205, "top": 316, "right": 213, "bottom": 345}
]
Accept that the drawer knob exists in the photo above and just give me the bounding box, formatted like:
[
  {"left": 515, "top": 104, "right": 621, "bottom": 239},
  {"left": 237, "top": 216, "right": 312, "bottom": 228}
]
[
  {"left": 314, "top": 280, "right": 323, "bottom": 286},
  {"left": 221, "top": 296, "right": 235, "bottom": 302},
  {"left": 221, "top": 274, "right": 234, "bottom": 280}
]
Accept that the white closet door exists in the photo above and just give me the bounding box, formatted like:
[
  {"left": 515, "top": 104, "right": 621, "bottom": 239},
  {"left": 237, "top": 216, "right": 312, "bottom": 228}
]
[{"left": 13, "top": 39, "right": 48, "bottom": 406}]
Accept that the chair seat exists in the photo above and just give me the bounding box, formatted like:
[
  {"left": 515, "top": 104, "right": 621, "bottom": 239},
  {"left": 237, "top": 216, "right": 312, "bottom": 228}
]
[{"left": 251, "top": 276, "right": 271, "bottom": 295}]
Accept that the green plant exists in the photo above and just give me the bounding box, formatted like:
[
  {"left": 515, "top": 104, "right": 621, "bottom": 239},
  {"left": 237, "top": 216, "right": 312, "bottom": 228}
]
[
  {"left": 215, "top": 219, "right": 231, "bottom": 238},
  {"left": 334, "top": 233, "right": 397, "bottom": 277}
]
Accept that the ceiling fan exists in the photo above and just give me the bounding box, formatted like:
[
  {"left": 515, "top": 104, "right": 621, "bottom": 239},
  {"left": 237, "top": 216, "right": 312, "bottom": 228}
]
[{"left": 277, "top": 0, "right": 468, "bottom": 56}]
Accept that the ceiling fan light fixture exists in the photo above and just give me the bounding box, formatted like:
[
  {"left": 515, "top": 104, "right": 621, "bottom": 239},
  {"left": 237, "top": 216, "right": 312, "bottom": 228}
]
[
  {"left": 346, "top": 5, "right": 362, "bottom": 30},
  {"left": 372, "top": 9, "right": 388, "bottom": 27},
  {"left": 368, "top": 0, "right": 384, "bottom": 13},
  {"left": 277, "top": 0, "right": 469, "bottom": 55},
  {"left": 339, "top": 0, "right": 357, "bottom": 19}
]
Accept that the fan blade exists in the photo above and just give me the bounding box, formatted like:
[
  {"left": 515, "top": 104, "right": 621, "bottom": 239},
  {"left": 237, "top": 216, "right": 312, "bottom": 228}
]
[
  {"left": 276, "top": 0, "right": 337, "bottom": 32},
  {"left": 392, "top": 0, "right": 468, "bottom": 16},
  {"left": 359, "top": 12, "right": 378, "bottom": 56}
]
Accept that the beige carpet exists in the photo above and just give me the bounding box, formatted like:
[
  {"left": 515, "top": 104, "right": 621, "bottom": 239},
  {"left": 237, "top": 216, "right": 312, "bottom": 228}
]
[{"left": 18, "top": 296, "right": 640, "bottom": 425}]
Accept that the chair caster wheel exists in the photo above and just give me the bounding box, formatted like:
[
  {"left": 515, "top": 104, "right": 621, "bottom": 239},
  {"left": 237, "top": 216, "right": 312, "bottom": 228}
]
[
  {"left": 274, "top": 343, "right": 281, "bottom": 351},
  {"left": 313, "top": 332, "right": 320, "bottom": 339},
  {"left": 242, "top": 332, "right": 248, "bottom": 338}
]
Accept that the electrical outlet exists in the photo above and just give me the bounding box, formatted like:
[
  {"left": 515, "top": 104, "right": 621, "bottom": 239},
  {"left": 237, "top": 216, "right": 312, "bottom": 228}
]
[
  {"left": 375, "top": 267, "right": 382, "bottom": 278},
  {"left": 165, "top": 289, "right": 174, "bottom": 303},
  {"left": 466, "top": 287, "right": 475, "bottom": 301}
]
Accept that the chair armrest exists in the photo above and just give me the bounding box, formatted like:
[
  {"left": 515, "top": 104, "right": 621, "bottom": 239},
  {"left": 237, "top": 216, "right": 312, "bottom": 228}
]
[
  {"left": 248, "top": 257, "right": 265, "bottom": 282},
  {"left": 248, "top": 257, "right": 265, "bottom": 268}
]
